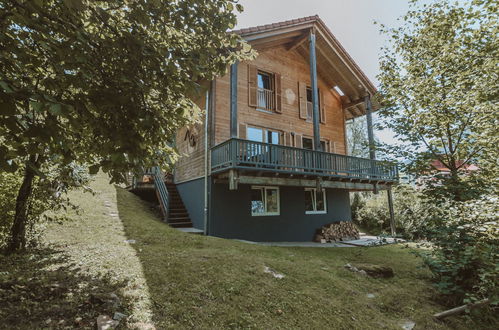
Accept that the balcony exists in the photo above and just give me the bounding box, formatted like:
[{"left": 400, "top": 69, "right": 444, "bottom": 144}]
[{"left": 211, "top": 138, "right": 398, "bottom": 185}]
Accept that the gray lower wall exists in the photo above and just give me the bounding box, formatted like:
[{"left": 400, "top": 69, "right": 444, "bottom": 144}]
[
  {"left": 176, "top": 178, "right": 205, "bottom": 230},
  {"left": 209, "top": 183, "right": 351, "bottom": 242}
]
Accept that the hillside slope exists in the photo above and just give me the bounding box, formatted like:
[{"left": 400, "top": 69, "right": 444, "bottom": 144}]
[{"left": 1, "top": 173, "right": 494, "bottom": 329}]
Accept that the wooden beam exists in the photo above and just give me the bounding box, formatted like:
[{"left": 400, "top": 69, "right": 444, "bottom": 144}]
[
  {"left": 228, "top": 169, "right": 238, "bottom": 190},
  {"left": 286, "top": 31, "right": 310, "bottom": 52},
  {"left": 231, "top": 175, "right": 390, "bottom": 191},
  {"left": 343, "top": 98, "right": 364, "bottom": 109}
]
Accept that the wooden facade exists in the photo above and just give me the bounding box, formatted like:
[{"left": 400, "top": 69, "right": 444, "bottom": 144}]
[{"left": 173, "top": 15, "right": 397, "bottom": 189}]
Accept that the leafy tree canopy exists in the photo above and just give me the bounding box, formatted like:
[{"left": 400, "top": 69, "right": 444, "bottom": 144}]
[
  {"left": 0, "top": 0, "right": 254, "bottom": 251},
  {"left": 377, "top": 0, "right": 498, "bottom": 200},
  {"left": 0, "top": 0, "right": 253, "bottom": 181}
]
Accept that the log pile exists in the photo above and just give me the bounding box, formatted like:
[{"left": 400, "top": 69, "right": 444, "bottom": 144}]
[{"left": 314, "top": 221, "right": 360, "bottom": 243}]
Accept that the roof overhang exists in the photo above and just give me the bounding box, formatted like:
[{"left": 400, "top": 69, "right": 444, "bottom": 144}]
[{"left": 233, "top": 16, "right": 379, "bottom": 119}]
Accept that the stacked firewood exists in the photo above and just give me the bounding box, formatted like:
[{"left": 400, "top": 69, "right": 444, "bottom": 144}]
[{"left": 314, "top": 221, "right": 360, "bottom": 243}]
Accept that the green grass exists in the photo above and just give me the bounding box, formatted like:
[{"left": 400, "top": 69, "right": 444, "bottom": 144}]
[{"left": 1, "top": 173, "right": 496, "bottom": 329}]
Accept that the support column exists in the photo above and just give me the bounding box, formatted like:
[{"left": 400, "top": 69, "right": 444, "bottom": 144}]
[
  {"left": 365, "top": 94, "right": 376, "bottom": 160},
  {"left": 230, "top": 61, "right": 238, "bottom": 138},
  {"left": 309, "top": 32, "right": 321, "bottom": 151},
  {"left": 365, "top": 94, "right": 378, "bottom": 193},
  {"left": 387, "top": 187, "right": 396, "bottom": 237}
]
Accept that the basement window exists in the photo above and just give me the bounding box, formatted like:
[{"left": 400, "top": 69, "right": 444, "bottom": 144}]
[
  {"left": 304, "top": 188, "right": 327, "bottom": 214},
  {"left": 251, "top": 186, "right": 280, "bottom": 216}
]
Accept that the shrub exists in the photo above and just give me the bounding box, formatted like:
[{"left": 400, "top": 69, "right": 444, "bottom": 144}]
[
  {"left": 0, "top": 164, "right": 91, "bottom": 251},
  {"left": 417, "top": 197, "right": 499, "bottom": 306},
  {"left": 353, "top": 185, "right": 435, "bottom": 239}
]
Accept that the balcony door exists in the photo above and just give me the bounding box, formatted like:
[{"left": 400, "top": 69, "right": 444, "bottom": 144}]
[{"left": 246, "top": 126, "right": 281, "bottom": 166}]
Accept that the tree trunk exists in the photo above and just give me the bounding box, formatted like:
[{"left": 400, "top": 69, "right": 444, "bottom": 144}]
[
  {"left": 449, "top": 168, "right": 463, "bottom": 201},
  {"left": 6, "top": 157, "right": 37, "bottom": 253}
]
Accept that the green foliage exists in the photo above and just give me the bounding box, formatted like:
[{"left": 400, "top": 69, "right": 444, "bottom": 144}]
[
  {"left": 0, "top": 0, "right": 253, "bottom": 250},
  {"left": 417, "top": 197, "right": 499, "bottom": 306},
  {"left": 377, "top": 0, "right": 498, "bottom": 200},
  {"left": 353, "top": 186, "right": 436, "bottom": 239},
  {"left": 0, "top": 164, "right": 90, "bottom": 250},
  {"left": 0, "top": 0, "right": 254, "bottom": 180}
]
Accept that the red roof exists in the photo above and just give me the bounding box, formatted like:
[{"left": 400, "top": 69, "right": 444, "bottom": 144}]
[{"left": 232, "top": 15, "right": 319, "bottom": 35}]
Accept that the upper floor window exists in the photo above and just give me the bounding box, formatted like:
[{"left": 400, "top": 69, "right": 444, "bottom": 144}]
[
  {"left": 299, "top": 82, "right": 326, "bottom": 124},
  {"left": 306, "top": 87, "right": 322, "bottom": 122},
  {"left": 257, "top": 71, "right": 275, "bottom": 111},
  {"left": 248, "top": 64, "right": 282, "bottom": 113}
]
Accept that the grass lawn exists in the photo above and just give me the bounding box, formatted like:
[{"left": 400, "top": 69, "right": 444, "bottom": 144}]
[{"left": 1, "top": 173, "right": 496, "bottom": 329}]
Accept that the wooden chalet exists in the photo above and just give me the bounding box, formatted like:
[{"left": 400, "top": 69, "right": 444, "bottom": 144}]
[{"left": 133, "top": 16, "right": 398, "bottom": 241}]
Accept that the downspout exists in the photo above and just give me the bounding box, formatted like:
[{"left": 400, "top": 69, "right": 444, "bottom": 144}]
[{"left": 203, "top": 83, "right": 211, "bottom": 235}]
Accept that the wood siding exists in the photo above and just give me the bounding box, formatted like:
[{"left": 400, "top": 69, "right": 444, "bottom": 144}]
[
  {"left": 175, "top": 46, "right": 347, "bottom": 183},
  {"left": 174, "top": 92, "right": 207, "bottom": 183},
  {"left": 214, "top": 46, "right": 346, "bottom": 153}
]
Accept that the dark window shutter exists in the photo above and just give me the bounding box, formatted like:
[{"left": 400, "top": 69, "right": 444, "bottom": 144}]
[
  {"left": 238, "top": 123, "right": 246, "bottom": 139},
  {"left": 248, "top": 65, "right": 258, "bottom": 107},
  {"left": 320, "top": 89, "right": 326, "bottom": 123},
  {"left": 298, "top": 81, "right": 307, "bottom": 119},
  {"left": 274, "top": 73, "right": 282, "bottom": 113}
]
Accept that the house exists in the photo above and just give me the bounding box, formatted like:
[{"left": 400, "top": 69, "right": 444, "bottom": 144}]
[
  {"left": 415, "top": 159, "right": 479, "bottom": 189},
  {"left": 134, "top": 16, "right": 398, "bottom": 242}
]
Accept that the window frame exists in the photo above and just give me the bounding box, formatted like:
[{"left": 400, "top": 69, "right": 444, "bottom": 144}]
[
  {"left": 256, "top": 70, "right": 276, "bottom": 112},
  {"left": 251, "top": 186, "right": 280, "bottom": 216},
  {"left": 301, "top": 136, "right": 329, "bottom": 152},
  {"left": 247, "top": 125, "right": 281, "bottom": 145},
  {"left": 305, "top": 86, "right": 322, "bottom": 123},
  {"left": 304, "top": 188, "right": 327, "bottom": 214}
]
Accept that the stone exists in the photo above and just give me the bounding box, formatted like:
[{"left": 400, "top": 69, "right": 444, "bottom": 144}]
[
  {"left": 355, "top": 264, "right": 394, "bottom": 278},
  {"left": 263, "top": 266, "right": 285, "bottom": 279},
  {"left": 96, "top": 315, "right": 119, "bottom": 330},
  {"left": 113, "top": 312, "right": 128, "bottom": 321},
  {"left": 400, "top": 320, "right": 415, "bottom": 330}
]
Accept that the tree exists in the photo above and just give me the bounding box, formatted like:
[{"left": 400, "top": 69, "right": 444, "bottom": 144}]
[
  {"left": 377, "top": 0, "right": 498, "bottom": 201},
  {"left": 346, "top": 117, "right": 369, "bottom": 158},
  {"left": 0, "top": 0, "right": 253, "bottom": 252}
]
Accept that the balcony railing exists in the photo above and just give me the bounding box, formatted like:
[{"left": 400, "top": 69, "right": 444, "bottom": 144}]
[
  {"left": 257, "top": 88, "right": 275, "bottom": 111},
  {"left": 211, "top": 138, "right": 398, "bottom": 182}
]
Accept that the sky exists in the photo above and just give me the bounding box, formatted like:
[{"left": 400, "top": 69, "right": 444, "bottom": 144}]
[{"left": 235, "top": 0, "right": 417, "bottom": 145}]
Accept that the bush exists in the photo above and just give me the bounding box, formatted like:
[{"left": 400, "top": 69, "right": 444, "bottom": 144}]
[
  {"left": 417, "top": 197, "right": 499, "bottom": 306},
  {"left": 352, "top": 185, "right": 435, "bottom": 239},
  {"left": 0, "top": 164, "right": 91, "bottom": 250}
]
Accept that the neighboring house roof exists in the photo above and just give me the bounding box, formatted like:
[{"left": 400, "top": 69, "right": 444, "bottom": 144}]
[
  {"left": 233, "top": 15, "right": 378, "bottom": 119},
  {"left": 430, "top": 160, "right": 479, "bottom": 172}
]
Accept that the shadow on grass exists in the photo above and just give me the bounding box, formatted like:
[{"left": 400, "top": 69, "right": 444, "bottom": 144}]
[{"left": 0, "top": 247, "right": 130, "bottom": 329}]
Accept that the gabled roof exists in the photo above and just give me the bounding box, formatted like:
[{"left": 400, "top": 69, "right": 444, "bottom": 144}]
[{"left": 233, "top": 15, "right": 378, "bottom": 119}]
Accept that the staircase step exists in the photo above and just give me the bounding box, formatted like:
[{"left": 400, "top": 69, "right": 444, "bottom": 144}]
[{"left": 169, "top": 221, "right": 193, "bottom": 228}]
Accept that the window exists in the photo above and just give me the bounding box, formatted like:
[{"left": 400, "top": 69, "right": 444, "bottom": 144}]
[
  {"left": 306, "top": 87, "right": 321, "bottom": 122},
  {"left": 304, "top": 188, "right": 327, "bottom": 214},
  {"left": 257, "top": 71, "right": 275, "bottom": 111},
  {"left": 302, "top": 137, "right": 313, "bottom": 150},
  {"left": 251, "top": 186, "right": 280, "bottom": 216},
  {"left": 247, "top": 126, "right": 280, "bottom": 145},
  {"left": 301, "top": 137, "right": 329, "bottom": 152}
]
